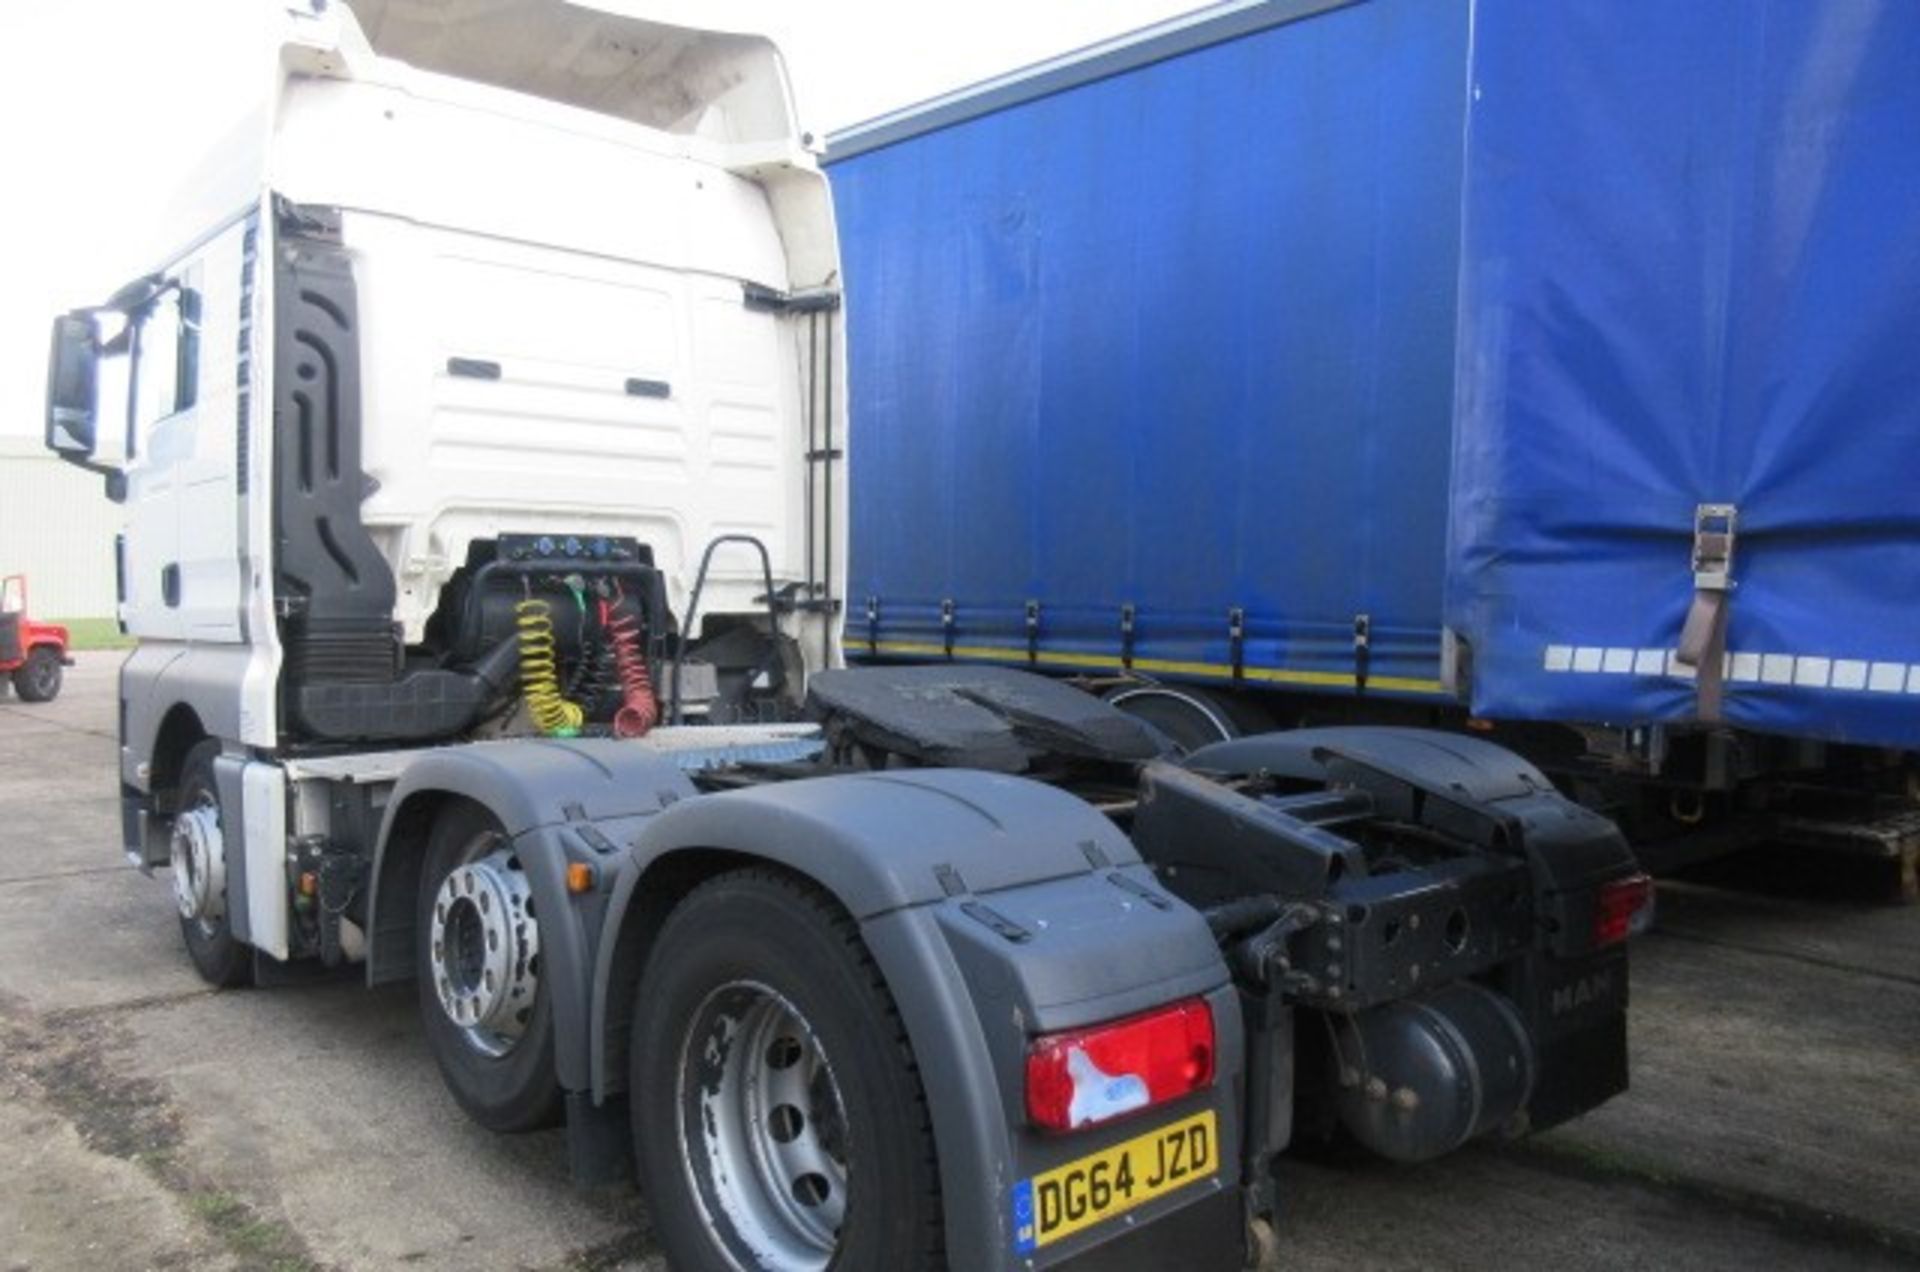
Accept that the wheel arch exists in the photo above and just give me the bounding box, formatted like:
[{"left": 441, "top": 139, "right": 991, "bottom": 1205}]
[
  {"left": 589, "top": 769, "right": 1146, "bottom": 1100},
  {"left": 590, "top": 845, "right": 810, "bottom": 1106},
  {"left": 365, "top": 739, "right": 703, "bottom": 1095},
  {"left": 149, "top": 702, "right": 210, "bottom": 813},
  {"left": 365, "top": 786, "right": 469, "bottom": 985},
  {"left": 365, "top": 740, "right": 702, "bottom": 985}
]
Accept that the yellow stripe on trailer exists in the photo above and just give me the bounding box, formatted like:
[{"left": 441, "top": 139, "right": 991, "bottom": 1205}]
[{"left": 865, "top": 640, "right": 1447, "bottom": 697}]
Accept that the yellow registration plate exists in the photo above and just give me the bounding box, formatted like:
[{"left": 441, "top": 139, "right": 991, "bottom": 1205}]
[{"left": 1012, "top": 1110, "right": 1217, "bottom": 1254}]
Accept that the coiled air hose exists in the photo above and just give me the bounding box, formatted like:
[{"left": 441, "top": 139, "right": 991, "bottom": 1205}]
[
  {"left": 600, "top": 595, "right": 659, "bottom": 738},
  {"left": 515, "top": 596, "right": 583, "bottom": 736}
]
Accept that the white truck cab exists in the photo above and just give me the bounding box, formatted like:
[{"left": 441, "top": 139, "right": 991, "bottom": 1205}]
[{"left": 49, "top": 0, "right": 845, "bottom": 892}]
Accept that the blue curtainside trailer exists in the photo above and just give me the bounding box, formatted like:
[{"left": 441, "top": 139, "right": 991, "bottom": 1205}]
[
  {"left": 829, "top": 0, "right": 1920, "bottom": 881},
  {"left": 830, "top": 0, "right": 1468, "bottom": 702}
]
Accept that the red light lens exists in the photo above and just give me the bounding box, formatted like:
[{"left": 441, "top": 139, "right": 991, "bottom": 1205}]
[
  {"left": 1594, "top": 872, "right": 1653, "bottom": 947},
  {"left": 1025, "top": 998, "right": 1215, "bottom": 1132}
]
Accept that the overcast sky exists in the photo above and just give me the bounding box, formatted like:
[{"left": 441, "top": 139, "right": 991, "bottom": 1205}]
[{"left": 0, "top": 0, "right": 1209, "bottom": 441}]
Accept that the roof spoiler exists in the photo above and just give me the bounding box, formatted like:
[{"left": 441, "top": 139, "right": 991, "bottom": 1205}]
[{"left": 308, "top": 0, "right": 798, "bottom": 144}]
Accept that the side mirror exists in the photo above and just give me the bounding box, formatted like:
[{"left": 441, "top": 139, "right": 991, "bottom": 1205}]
[{"left": 45, "top": 312, "right": 99, "bottom": 459}]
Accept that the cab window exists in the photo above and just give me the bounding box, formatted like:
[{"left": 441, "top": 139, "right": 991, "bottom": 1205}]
[{"left": 129, "top": 274, "right": 201, "bottom": 456}]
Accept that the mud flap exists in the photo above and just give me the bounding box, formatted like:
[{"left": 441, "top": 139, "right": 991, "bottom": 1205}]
[{"left": 1504, "top": 947, "right": 1630, "bottom": 1130}]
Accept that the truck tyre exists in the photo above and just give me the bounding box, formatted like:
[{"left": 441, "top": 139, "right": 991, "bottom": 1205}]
[
  {"left": 1106, "top": 682, "right": 1270, "bottom": 754},
  {"left": 11, "top": 647, "right": 62, "bottom": 703},
  {"left": 173, "top": 741, "right": 252, "bottom": 988},
  {"left": 416, "top": 802, "right": 562, "bottom": 1132},
  {"left": 630, "top": 869, "right": 944, "bottom": 1272}
]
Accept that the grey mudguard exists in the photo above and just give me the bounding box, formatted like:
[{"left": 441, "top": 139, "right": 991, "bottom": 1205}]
[
  {"left": 624, "top": 768, "right": 1149, "bottom": 917},
  {"left": 1186, "top": 725, "right": 1553, "bottom": 798},
  {"left": 371, "top": 738, "right": 700, "bottom": 843},
  {"left": 864, "top": 886, "right": 1241, "bottom": 1269},
  {"left": 367, "top": 739, "right": 699, "bottom": 1091},
  {"left": 119, "top": 641, "right": 248, "bottom": 791},
  {"left": 590, "top": 768, "right": 1238, "bottom": 1271}
]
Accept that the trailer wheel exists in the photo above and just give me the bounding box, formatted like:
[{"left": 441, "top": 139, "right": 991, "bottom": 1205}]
[
  {"left": 11, "top": 648, "right": 62, "bottom": 703},
  {"left": 416, "top": 802, "right": 561, "bottom": 1132},
  {"left": 631, "top": 870, "right": 943, "bottom": 1272},
  {"left": 1106, "top": 683, "right": 1269, "bottom": 754},
  {"left": 172, "top": 741, "right": 252, "bottom": 988}
]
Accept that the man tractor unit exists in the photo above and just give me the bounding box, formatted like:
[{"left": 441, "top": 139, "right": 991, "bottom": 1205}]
[{"left": 44, "top": 3, "right": 1646, "bottom": 1268}]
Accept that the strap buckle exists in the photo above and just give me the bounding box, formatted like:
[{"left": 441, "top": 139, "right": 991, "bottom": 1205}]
[{"left": 1691, "top": 503, "right": 1738, "bottom": 592}]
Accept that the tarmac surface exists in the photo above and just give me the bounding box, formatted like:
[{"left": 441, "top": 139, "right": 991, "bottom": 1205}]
[{"left": 1, "top": 653, "right": 1916, "bottom": 1271}]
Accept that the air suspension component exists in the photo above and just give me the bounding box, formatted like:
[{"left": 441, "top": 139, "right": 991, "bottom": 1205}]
[{"left": 1329, "top": 981, "right": 1534, "bottom": 1162}]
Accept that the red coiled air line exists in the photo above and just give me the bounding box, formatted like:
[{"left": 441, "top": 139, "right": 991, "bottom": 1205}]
[{"left": 599, "top": 594, "right": 659, "bottom": 738}]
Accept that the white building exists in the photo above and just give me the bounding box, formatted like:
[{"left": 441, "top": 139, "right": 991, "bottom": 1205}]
[{"left": 0, "top": 435, "right": 121, "bottom": 618}]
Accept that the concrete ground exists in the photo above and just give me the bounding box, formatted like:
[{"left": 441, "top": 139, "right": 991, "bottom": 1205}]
[{"left": 1, "top": 653, "right": 1916, "bottom": 1271}]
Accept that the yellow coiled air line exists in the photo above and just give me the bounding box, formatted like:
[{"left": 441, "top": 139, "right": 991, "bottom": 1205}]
[{"left": 515, "top": 597, "right": 584, "bottom": 736}]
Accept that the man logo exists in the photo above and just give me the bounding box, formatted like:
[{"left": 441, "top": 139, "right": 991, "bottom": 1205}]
[{"left": 1551, "top": 970, "right": 1614, "bottom": 1016}]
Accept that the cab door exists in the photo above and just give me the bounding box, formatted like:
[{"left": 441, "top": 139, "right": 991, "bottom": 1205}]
[
  {"left": 172, "top": 225, "right": 250, "bottom": 644},
  {"left": 119, "top": 275, "right": 195, "bottom": 642},
  {"left": 120, "top": 226, "right": 250, "bottom": 646}
]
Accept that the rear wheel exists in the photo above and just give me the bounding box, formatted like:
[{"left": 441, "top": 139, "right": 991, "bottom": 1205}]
[
  {"left": 11, "top": 647, "right": 62, "bottom": 702},
  {"left": 1107, "top": 682, "right": 1270, "bottom": 753},
  {"left": 416, "top": 802, "right": 561, "bottom": 1132},
  {"left": 631, "top": 869, "right": 943, "bottom": 1272},
  {"left": 172, "top": 740, "right": 251, "bottom": 988}
]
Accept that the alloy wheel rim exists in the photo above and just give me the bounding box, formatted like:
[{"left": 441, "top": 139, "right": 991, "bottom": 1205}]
[
  {"left": 170, "top": 791, "right": 226, "bottom": 935},
  {"left": 428, "top": 838, "right": 541, "bottom": 1058}
]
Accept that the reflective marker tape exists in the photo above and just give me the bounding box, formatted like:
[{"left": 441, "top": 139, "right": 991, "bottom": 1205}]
[
  {"left": 1543, "top": 646, "right": 1920, "bottom": 694},
  {"left": 1870, "top": 662, "right": 1907, "bottom": 693}
]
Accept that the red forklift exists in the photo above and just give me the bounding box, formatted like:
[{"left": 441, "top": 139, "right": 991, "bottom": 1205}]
[{"left": 0, "top": 576, "right": 71, "bottom": 702}]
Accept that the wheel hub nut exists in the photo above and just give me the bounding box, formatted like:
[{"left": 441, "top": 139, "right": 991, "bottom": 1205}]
[
  {"left": 429, "top": 850, "right": 540, "bottom": 1049},
  {"left": 170, "top": 804, "right": 226, "bottom": 923}
]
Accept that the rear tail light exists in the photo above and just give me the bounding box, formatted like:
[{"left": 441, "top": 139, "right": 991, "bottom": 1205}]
[
  {"left": 1594, "top": 872, "right": 1653, "bottom": 947},
  {"left": 1025, "top": 998, "right": 1215, "bottom": 1132}
]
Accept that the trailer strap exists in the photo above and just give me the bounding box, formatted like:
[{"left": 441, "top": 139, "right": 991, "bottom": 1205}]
[{"left": 1676, "top": 503, "right": 1737, "bottom": 721}]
